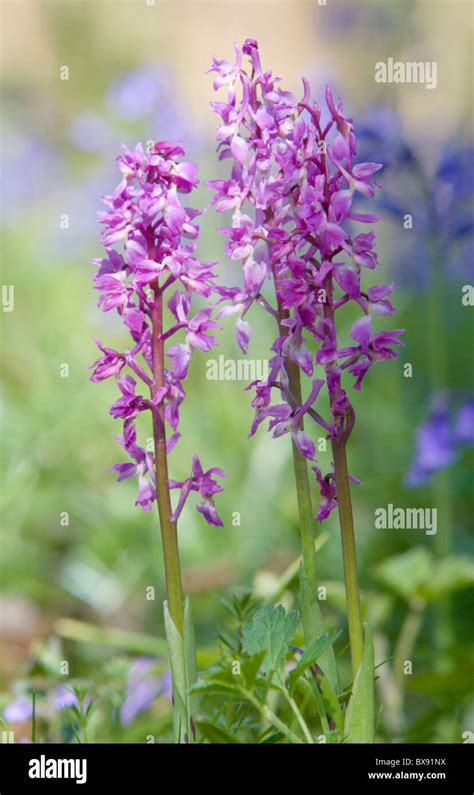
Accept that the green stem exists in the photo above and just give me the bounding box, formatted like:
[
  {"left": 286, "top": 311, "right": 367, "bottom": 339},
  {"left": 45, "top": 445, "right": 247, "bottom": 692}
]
[
  {"left": 151, "top": 283, "right": 185, "bottom": 636},
  {"left": 247, "top": 693, "right": 303, "bottom": 744},
  {"left": 320, "top": 267, "right": 363, "bottom": 679},
  {"left": 271, "top": 259, "right": 339, "bottom": 690},
  {"left": 288, "top": 363, "right": 318, "bottom": 587},
  {"left": 332, "top": 442, "right": 364, "bottom": 678},
  {"left": 270, "top": 266, "right": 317, "bottom": 592},
  {"left": 282, "top": 690, "right": 315, "bottom": 743}
]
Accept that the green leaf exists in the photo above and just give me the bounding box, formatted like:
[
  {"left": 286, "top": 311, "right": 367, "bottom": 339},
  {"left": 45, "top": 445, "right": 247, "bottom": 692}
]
[
  {"left": 64, "top": 706, "right": 82, "bottom": 744},
  {"left": 299, "top": 564, "right": 340, "bottom": 692},
  {"left": 344, "top": 624, "right": 375, "bottom": 743},
  {"left": 373, "top": 547, "right": 432, "bottom": 602},
  {"left": 258, "top": 730, "right": 284, "bottom": 744},
  {"left": 164, "top": 596, "right": 199, "bottom": 743},
  {"left": 241, "top": 604, "right": 299, "bottom": 677},
  {"left": 190, "top": 664, "right": 248, "bottom": 700},
  {"left": 288, "top": 630, "right": 341, "bottom": 695},
  {"left": 191, "top": 678, "right": 246, "bottom": 699},
  {"left": 195, "top": 720, "right": 241, "bottom": 744},
  {"left": 239, "top": 651, "right": 266, "bottom": 691},
  {"left": 183, "top": 597, "right": 199, "bottom": 722},
  {"left": 220, "top": 591, "right": 257, "bottom": 622},
  {"left": 316, "top": 670, "right": 344, "bottom": 732},
  {"left": 322, "top": 729, "right": 346, "bottom": 744},
  {"left": 419, "top": 556, "right": 474, "bottom": 602}
]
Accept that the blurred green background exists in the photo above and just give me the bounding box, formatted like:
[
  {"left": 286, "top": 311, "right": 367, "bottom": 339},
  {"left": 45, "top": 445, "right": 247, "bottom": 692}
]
[{"left": 0, "top": 0, "right": 473, "bottom": 743}]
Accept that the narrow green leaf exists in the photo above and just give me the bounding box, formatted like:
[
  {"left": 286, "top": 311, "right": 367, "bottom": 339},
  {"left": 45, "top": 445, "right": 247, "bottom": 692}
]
[
  {"left": 64, "top": 706, "right": 82, "bottom": 744},
  {"left": 195, "top": 720, "right": 240, "bottom": 744},
  {"left": 299, "top": 564, "right": 340, "bottom": 692},
  {"left": 164, "top": 596, "right": 199, "bottom": 743},
  {"left": 190, "top": 678, "right": 246, "bottom": 699},
  {"left": 183, "top": 596, "right": 199, "bottom": 732},
  {"left": 288, "top": 630, "right": 341, "bottom": 695},
  {"left": 344, "top": 623, "right": 375, "bottom": 743},
  {"left": 258, "top": 730, "right": 284, "bottom": 744},
  {"left": 316, "top": 670, "right": 344, "bottom": 732}
]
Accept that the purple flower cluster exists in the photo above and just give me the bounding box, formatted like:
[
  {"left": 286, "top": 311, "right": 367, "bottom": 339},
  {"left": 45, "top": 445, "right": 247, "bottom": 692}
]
[
  {"left": 3, "top": 687, "right": 78, "bottom": 724},
  {"left": 208, "top": 39, "right": 403, "bottom": 520},
  {"left": 90, "top": 141, "right": 225, "bottom": 525}
]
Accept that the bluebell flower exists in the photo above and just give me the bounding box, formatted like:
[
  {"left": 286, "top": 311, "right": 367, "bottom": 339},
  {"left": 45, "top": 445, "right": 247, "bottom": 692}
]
[
  {"left": 3, "top": 697, "right": 32, "bottom": 723},
  {"left": 357, "top": 107, "right": 474, "bottom": 288},
  {"left": 119, "top": 657, "right": 171, "bottom": 727},
  {"left": 406, "top": 394, "right": 474, "bottom": 486}
]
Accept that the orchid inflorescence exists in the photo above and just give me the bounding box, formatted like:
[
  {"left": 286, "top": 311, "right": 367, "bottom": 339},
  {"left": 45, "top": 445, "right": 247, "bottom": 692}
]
[
  {"left": 207, "top": 38, "right": 404, "bottom": 520},
  {"left": 90, "top": 141, "right": 225, "bottom": 525},
  {"left": 88, "top": 40, "right": 406, "bottom": 740}
]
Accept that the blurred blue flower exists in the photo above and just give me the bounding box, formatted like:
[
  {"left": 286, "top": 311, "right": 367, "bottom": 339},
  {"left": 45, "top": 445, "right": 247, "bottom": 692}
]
[
  {"left": 455, "top": 399, "right": 474, "bottom": 445},
  {"left": 0, "top": 132, "right": 60, "bottom": 221},
  {"left": 356, "top": 108, "right": 474, "bottom": 288},
  {"left": 107, "top": 66, "right": 202, "bottom": 148},
  {"left": 119, "top": 656, "right": 170, "bottom": 727},
  {"left": 107, "top": 67, "right": 172, "bottom": 121},
  {"left": 318, "top": 0, "right": 403, "bottom": 35},
  {"left": 406, "top": 393, "right": 474, "bottom": 486},
  {"left": 69, "top": 111, "right": 116, "bottom": 155},
  {"left": 54, "top": 685, "right": 79, "bottom": 710},
  {"left": 356, "top": 105, "right": 413, "bottom": 168},
  {"left": 3, "top": 697, "right": 32, "bottom": 723}
]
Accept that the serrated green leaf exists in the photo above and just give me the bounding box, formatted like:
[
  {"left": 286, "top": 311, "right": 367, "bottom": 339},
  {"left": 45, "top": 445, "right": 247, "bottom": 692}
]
[
  {"left": 241, "top": 604, "right": 299, "bottom": 678},
  {"left": 299, "top": 564, "right": 340, "bottom": 692},
  {"left": 344, "top": 624, "right": 375, "bottom": 743},
  {"left": 239, "top": 651, "right": 266, "bottom": 691},
  {"left": 288, "top": 630, "right": 341, "bottom": 695}
]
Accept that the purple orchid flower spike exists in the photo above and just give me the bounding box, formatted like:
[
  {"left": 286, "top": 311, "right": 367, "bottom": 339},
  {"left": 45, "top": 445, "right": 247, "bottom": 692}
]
[
  {"left": 208, "top": 39, "right": 404, "bottom": 679},
  {"left": 90, "top": 140, "right": 225, "bottom": 743},
  {"left": 90, "top": 140, "right": 225, "bottom": 524}
]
